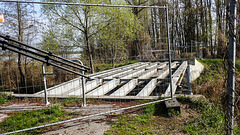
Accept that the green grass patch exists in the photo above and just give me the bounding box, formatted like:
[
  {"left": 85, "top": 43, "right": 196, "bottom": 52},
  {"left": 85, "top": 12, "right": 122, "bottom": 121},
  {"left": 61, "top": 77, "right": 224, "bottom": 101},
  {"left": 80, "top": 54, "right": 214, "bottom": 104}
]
[
  {"left": 167, "top": 108, "right": 181, "bottom": 117},
  {"left": 105, "top": 103, "right": 157, "bottom": 135},
  {"left": 197, "top": 59, "right": 240, "bottom": 83},
  {"left": 178, "top": 96, "right": 226, "bottom": 134},
  {"left": 197, "top": 59, "right": 225, "bottom": 83},
  {"left": 184, "top": 100, "right": 225, "bottom": 134},
  {"left": 0, "top": 93, "right": 15, "bottom": 105},
  {"left": 105, "top": 97, "right": 231, "bottom": 135},
  {"left": 105, "top": 101, "right": 181, "bottom": 135},
  {"left": 0, "top": 104, "right": 72, "bottom": 134},
  {"left": 235, "top": 60, "right": 240, "bottom": 74},
  {"left": 62, "top": 96, "right": 82, "bottom": 107}
]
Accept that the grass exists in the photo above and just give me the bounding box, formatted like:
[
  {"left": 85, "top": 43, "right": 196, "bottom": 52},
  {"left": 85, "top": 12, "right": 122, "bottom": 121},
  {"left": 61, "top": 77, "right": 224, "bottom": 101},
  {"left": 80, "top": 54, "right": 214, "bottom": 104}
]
[
  {"left": 183, "top": 98, "right": 226, "bottom": 134},
  {"left": 0, "top": 104, "right": 73, "bottom": 134},
  {"left": 0, "top": 93, "right": 15, "bottom": 105},
  {"left": 105, "top": 104, "right": 157, "bottom": 135},
  {"left": 197, "top": 59, "right": 225, "bottom": 83},
  {"left": 192, "top": 59, "right": 228, "bottom": 101},
  {"left": 191, "top": 59, "right": 240, "bottom": 134},
  {"left": 197, "top": 59, "right": 240, "bottom": 82},
  {"left": 62, "top": 96, "right": 82, "bottom": 107},
  {"left": 105, "top": 100, "right": 184, "bottom": 135},
  {"left": 1, "top": 59, "right": 240, "bottom": 134},
  {"left": 236, "top": 60, "right": 240, "bottom": 74},
  {"left": 105, "top": 97, "right": 230, "bottom": 135}
]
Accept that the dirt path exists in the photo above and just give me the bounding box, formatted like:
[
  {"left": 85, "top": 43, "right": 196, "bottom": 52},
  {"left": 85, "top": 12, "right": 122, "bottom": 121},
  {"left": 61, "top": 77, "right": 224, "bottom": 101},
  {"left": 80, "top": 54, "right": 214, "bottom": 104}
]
[
  {"left": 42, "top": 116, "right": 110, "bottom": 135},
  {"left": 42, "top": 104, "right": 122, "bottom": 135},
  {"left": 0, "top": 102, "right": 122, "bottom": 135},
  {"left": 0, "top": 99, "right": 199, "bottom": 135}
]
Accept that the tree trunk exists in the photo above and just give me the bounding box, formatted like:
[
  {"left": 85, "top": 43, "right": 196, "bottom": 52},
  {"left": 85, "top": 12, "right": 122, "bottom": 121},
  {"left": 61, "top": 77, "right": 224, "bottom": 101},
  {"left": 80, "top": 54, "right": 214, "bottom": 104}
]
[
  {"left": 84, "top": 8, "right": 94, "bottom": 74},
  {"left": 17, "top": 2, "right": 26, "bottom": 88},
  {"left": 208, "top": 0, "right": 213, "bottom": 57},
  {"left": 85, "top": 36, "right": 94, "bottom": 74}
]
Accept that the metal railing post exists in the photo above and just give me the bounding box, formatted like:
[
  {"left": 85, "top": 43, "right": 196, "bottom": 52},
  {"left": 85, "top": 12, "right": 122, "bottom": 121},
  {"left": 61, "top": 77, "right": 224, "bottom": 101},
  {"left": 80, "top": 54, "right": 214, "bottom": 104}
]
[
  {"left": 186, "top": 64, "right": 192, "bottom": 95},
  {"left": 42, "top": 63, "right": 53, "bottom": 106},
  {"left": 165, "top": 4, "right": 173, "bottom": 98},
  {"left": 72, "top": 60, "right": 87, "bottom": 107}
]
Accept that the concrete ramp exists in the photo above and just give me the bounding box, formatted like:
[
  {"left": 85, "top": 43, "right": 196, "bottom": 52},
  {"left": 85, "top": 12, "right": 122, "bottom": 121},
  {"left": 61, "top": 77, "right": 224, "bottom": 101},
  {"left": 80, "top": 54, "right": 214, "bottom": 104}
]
[{"left": 30, "top": 61, "right": 189, "bottom": 99}]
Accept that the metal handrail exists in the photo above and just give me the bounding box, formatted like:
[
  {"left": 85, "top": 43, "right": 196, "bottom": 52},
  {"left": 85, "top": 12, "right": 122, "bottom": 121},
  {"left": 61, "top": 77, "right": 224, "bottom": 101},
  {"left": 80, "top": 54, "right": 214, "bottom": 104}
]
[
  {"left": 0, "top": 34, "right": 90, "bottom": 70},
  {"left": 0, "top": 36, "right": 90, "bottom": 79}
]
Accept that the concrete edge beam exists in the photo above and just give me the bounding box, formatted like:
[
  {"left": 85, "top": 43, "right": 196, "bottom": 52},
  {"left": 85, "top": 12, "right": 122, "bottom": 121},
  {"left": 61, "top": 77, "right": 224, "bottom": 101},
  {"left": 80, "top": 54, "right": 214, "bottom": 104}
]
[{"left": 162, "top": 61, "right": 188, "bottom": 97}]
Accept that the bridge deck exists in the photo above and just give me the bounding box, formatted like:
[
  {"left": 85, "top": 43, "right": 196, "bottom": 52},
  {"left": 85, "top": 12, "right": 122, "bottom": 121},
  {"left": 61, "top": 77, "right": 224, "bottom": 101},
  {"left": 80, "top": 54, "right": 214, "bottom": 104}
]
[{"left": 14, "top": 61, "right": 188, "bottom": 100}]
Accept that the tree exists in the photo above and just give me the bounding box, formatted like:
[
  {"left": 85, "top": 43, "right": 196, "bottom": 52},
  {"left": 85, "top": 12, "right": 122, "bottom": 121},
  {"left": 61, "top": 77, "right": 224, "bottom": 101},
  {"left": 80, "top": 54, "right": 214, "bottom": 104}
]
[
  {"left": 40, "top": 21, "right": 80, "bottom": 58},
  {"left": 42, "top": 0, "right": 116, "bottom": 73},
  {"left": 42, "top": 0, "right": 142, "bottom": 70},
  {"left": 96, "top": 4, "right": 142, "bottom": 65},
  {"left": 0, "top": 2, "right": 38, "bottom": 88}
]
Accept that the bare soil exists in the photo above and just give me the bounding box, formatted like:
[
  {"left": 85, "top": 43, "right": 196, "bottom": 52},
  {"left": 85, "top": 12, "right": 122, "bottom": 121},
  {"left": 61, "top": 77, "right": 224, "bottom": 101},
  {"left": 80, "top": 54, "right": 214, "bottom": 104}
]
[
  {"left": 42, "top": 104, "right": 120, "bottom": 135},
  {"left": 149, "top": 103, "right": 198, "bottom": 135},
  {"left": 0, "top": 100, "right": 198, "bottom": 135}
]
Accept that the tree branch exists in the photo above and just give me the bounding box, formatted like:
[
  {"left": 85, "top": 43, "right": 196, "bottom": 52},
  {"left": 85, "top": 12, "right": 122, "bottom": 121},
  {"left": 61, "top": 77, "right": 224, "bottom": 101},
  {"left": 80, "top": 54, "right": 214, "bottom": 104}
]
[
  {"left": 88, "top": 19, "right": 112, "bottom": 38},
  {"left": 53, "top": 9, "right": 85, "bottom": 33},
  {"left": 68, "top": 5, "right": 85, "bottom": 29}
]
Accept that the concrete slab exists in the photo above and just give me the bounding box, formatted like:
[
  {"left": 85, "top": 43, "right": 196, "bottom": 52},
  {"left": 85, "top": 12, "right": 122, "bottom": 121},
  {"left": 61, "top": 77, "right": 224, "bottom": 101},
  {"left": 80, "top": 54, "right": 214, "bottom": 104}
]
[
  {"left": 165, "top": 98, "right": 181, "bottom": 113},
  {"left": 189, "top": 59, "right": 204, "bottom": 82}
]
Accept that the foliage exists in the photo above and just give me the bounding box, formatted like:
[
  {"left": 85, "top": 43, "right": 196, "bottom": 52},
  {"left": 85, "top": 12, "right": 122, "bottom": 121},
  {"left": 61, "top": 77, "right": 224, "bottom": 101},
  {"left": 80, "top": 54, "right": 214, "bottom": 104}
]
[
  {"left": 41, "top": 0, "right": 142, "bottom": 72},
  {"left": 96, "top": 1, "right": 143, "bottom": 64},
  {"left": 192, "top": 59, "right": 227, "bottom": 101},
  {"left": 0, "top": 93, "right": 15, "bottom": 105},
  {"left": 105, "top": 96, "right": 231, "bottom": 135},
  {"left": 184, "top": 99, "right": 225, "bottom": 134},
  {"left": 0, "top": 104, "right": 69, "bottom": 134},
  {"left": 197, "top": 59, "right": 225, "bottom": 83},
  {"left": 235, "top": 60, "right": 240, "bottom": 74},
  {"left": 167, "top": 108, "right": 180, "bottom": 117},
  {"left": 39, "top": 22, "right": 80, "bottom": 57},
  {"left": 191, "top": 59, "right": 240, "bottom": 134}
]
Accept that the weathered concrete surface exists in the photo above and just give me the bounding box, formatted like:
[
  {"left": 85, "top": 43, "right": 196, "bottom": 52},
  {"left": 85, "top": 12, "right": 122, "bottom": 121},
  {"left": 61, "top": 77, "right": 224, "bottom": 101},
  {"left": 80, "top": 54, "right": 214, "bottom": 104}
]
[
  {"left": 189, "top": 59, "right": 204, "bottom": 82},
  {"left": 14, "top": 61, "right": 192, "bottom": 99},
  {"left": 174, "top": 94, "right": 206, "bottom": 101}
]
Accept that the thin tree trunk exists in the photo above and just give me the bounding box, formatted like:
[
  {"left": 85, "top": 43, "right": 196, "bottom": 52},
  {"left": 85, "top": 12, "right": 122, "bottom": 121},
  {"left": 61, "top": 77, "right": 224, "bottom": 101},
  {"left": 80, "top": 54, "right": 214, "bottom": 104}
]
[
  {"left": 208, "top": 0, "right": 213, "bottom": 57},
  {"left": 84, "top": 7, "right": 94, "bottom": 73},
  {"left": 17, "top": 2, "right": 25, "bottom": 88}
]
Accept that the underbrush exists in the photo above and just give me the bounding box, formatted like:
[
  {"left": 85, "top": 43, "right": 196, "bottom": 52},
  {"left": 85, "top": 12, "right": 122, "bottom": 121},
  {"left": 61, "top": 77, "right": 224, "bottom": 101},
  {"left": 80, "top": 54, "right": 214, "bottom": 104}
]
[
  {"left": 182, "top": 98, "right": 225, "bottom": 134},
  {"left": 197, "top": 59, "right": 225, "bottom": 83},
  {"left": 193, "top": 59, "right": 227, "bottom": 101},
  {"left": 105, "top": 97, "right": 228, "bottom": 134},
  {"left": 0, "top": 104, "right": 73, "bottom": 134},
  {"left": 0, "top": 93, "right": 15, "bottom": 105},
  {"left": 192, "top": 59, "right": 240, "bottom": 133}
]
